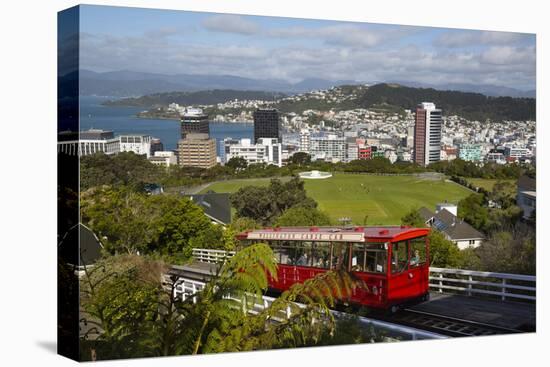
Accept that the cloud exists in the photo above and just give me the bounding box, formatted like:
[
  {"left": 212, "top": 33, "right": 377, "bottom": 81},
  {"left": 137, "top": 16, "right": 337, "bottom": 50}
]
[
  {"left": 201, "top": 14, "right": 260, "bottom": 35},
  {"left": 80, "top": 27, "right": 536, "bottom": 91},
  {"left": 267, "top": 24, "right": 410, "bottom": 47},
  {"left": 480, "top": 46, "right": 535, "bottom": 65},
  {"left": 435, "top": 30, "right": 532, "bottom": 48}
]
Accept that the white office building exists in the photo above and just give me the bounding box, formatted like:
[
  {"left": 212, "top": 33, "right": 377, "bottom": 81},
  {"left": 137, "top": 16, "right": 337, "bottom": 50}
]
[
  {"left": 57, "top": 129, "right": 119, "bottom": 156},
  {"left": 310, "top": 134, "right": 347, "bottom": 162},
  {"left": 119, "top": 135, "right": 152, "bottom": 158},
  {"left": 300, "top": 129, "right": 311, "bottom": 153},
  {"left": 225, "top": 138, "right": 282, "bottom": 167},
  {"left": 148, "top": 151, "right": 177, "bottom": 167}
]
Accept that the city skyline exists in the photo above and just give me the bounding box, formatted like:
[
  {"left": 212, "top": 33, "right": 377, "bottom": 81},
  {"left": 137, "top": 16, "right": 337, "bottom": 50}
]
[{"left": 79, "top": 5, "right": 536, "bottom": 91}]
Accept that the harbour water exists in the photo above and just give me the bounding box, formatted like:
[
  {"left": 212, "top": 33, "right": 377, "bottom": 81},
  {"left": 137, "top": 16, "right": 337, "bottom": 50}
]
[{"left": 79, "top": 96, "right": 253, "bottom": 152}]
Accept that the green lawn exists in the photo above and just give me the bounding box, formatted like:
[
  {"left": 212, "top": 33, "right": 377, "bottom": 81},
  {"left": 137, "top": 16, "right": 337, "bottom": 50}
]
[
  {"left": 201, "top": 173, "right": 473, "bottom": 225},
  {"left": 465, "top": 178, "right": 517, "bottom": 192}
]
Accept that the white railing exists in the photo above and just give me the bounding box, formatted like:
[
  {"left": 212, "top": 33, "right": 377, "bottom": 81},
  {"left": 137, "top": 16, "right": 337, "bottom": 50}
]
[
  {"left": 169, "top": 275, "right": 446, "bottom": 340},
  {"left": 190, "top": 249, "right": 536, "bottom": 302},
  {"left": 192, "top": 248, "right": 235, "bottom": 263},
  {"left": 429, "top": 267, "right": 536, "bottom": 302}
]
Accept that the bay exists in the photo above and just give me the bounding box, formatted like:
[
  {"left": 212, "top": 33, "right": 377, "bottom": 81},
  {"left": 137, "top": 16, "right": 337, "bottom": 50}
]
[{"left": 79, "top": 96, "right": 253, "bottom": 152}]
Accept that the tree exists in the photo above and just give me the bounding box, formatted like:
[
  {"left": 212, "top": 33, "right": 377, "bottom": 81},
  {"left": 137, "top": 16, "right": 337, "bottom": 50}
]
[
  {"left": 476, "top": 223, "right": 535, "bottom": 275},
  {"left": 80, "top": 152, "right": 162, "bottom": 190},
  {"left": 458, "top": 193, "right": 490, "bottom": 232},
  {"left": 80, "top": 244, "right": 361, "bottom": 359},
  {"left": 149, "top": 195, "right": 214, "bottom": 261},
  {"left": 229, "top": 217, "right": 260, "bottom": 232},
  {"left": 275, "top": 207, "right": 332, "bottom": 227},
  {"left": 81, "top": 187, "right": 158, "bottom": 255},
  {"left": 230, "top": 176, "right": 317, "bottom": 225},
  {"left": 289, "top": 152, "right": 312, "bottom": 166},
  {"left": 401, "top": 208, "right": 428, "bottom": 228},
  {"left": 226, "top": 156, "right": 248, "bottom": 171},
  {"left": 80, "top": 255, "right": 167, "bottom": 360},
  {"left": 428, "top": 231, "right": 463, "bottom": 268},
  {"left": 81, "top": 187, "right": 219, "bottom": 260}
]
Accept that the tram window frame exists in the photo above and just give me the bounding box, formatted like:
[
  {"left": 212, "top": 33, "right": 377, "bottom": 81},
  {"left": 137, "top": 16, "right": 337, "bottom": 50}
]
[
  {"left": 279, "top": 241, "right": 296, "bottom": 265},
  {"left": 270, "top": 241, "right": 284, "bottom": 264},
  {"left": 352, "top": 243, "right": 387, "bottom": 274},
  {"left": 391, "top": 240, "right": 409, "bottom": 274},
  {"left": 409, "top": 236, "right": 427, "bottom": 267},
  {"left": 331, "top": 242, "right": 349, "bottom": 270},
  {"left": 311, "top": 242, "right": 331, "bottom": 269},
  {"left": 295, "top": 241, "right": 313, "bottom": 267}
]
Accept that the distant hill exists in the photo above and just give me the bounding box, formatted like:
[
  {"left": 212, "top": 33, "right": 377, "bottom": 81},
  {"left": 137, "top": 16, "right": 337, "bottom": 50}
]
[
  {"left": 79, "top": 69, "right": 353, "bottom": 97},
  {"left": 104, "top": 83, "right": 536, "bottom": 122},
  {"left": 356, "top": 84, "right": 535, "bottom": 121},
  {"left": 103, "top": 90, "right": 287, "bottom": 107},
  {"left": 389, "top": 80, "right": 535, "bottom": 98},
  {"left": 77, "top": 69, "right": 534, "bottom": 99}
]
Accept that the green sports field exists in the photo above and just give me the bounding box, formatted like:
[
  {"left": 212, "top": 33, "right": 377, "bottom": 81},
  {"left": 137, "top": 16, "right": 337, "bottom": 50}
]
[{"left": 200, "top": 173, "right": 472, "bottom": 225}]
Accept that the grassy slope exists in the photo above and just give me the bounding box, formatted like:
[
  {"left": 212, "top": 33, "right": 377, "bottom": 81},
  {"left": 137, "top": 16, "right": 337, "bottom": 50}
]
[
  {"left": 201, "top": 173, "right": 472, "bottom": 225},
  {"left": 465, "top": 178, "right": 517, "bottom": 192}
]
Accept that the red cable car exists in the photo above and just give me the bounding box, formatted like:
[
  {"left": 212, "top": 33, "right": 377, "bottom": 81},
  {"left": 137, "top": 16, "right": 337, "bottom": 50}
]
[{"left": 236, "top": 226, "right": 431, "bottom": 310}]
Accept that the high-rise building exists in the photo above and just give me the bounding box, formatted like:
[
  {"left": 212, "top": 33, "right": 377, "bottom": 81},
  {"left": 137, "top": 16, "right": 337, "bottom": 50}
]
[
  {"left": 177, "top": 133, "right": 217, "bottom": 169},
  {"left": 413, "top": 102, "right": 442, "bottom": 166},
  {"left": 253, "top": 108, "right": 280, "bottom": 143},
  {"left": 180, "top": 108, "right": 209, "bottom": 139},
  {"left": 150, "top": 138, "right": 164, "bottom": 155}
]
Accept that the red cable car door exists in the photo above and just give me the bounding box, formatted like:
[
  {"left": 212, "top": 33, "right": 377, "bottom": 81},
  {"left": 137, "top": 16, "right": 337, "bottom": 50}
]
[{"left": 389, "top": 240, "right": 417, "bottom": 304}]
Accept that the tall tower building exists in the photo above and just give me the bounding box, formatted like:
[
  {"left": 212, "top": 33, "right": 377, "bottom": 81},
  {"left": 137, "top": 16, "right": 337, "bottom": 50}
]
[
  {"left": 180, "top": 108, "right": 209, "bottom": 139},
  {"left": 413, "top": 102, "right": 442, "bottom": 166},
  {"left": 177, "top": 133, "right": 217, "bottom": 169},
  {"left": 253, "top": 108, "right": 280, "bottom": 143}
]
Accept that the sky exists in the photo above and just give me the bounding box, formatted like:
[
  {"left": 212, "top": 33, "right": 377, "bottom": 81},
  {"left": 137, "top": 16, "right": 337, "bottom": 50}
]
[{"left": 79, "top": 5, "right": 536, "bottom": 91}]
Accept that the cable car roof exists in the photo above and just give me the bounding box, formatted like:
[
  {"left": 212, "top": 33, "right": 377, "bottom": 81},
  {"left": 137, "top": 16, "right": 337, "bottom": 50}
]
[{"left": 239, "top": 226, "right": 430, "bottom": 243}]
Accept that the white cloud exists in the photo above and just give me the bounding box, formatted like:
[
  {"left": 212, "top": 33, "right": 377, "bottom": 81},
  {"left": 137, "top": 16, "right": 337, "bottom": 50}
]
[
  {"left": 201, "top": 14, "right": 260, "bottom": 35},
  {"left": 435, "top": 30, "right": 531, "bottom": 48},
  {"left": 80, "top": 28, "right": 536, "bottom": 90}
]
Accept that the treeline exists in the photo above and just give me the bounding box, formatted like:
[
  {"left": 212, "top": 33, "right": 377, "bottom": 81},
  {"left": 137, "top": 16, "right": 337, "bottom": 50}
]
[
  {"left": 428, "top": 159, "right": 531, "bottom": 179},
  {"left": 402, "top": 204, "right": 535, "bottom": 275},
  {"left": 357, "top": 84, "right": 536, "bottom": 122},
  {"left": 80, "top": 153, "right": 533, "bottom": 192},
  {"left": 80, "top": 186, "right": 236, "bottom": 264}
]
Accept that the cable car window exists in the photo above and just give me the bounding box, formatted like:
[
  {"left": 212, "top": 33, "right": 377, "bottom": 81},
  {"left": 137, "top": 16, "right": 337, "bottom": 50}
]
[
  {"left": 332, "top": 242, "right": 348, "bottom": 270},
  {"left": 353, "top": 243, "right": 387, "bottom": 273},
  {"left": 391, "top": 241, "right": 409, "bottom": 274},
  {"left": 311, "top": 242, "right": 330, "bottom": 269},
  {"left": 351, "top": 244, "right": 366, "bottom": 271},
  {"left": 271, "top": 241, "right": 284, "bottom": 264},
  {"left": 409, "top": 237, "right": 427, "bottom": 267},
  {"left": 279, "top": 241, "right": 295, "bottom": 265},
  {"left": 296, "top": 241, "right": 313, "bottom": 266}
]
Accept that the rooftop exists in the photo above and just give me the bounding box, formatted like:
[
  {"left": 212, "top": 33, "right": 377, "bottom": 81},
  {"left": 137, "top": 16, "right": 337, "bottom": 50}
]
[{"left": 241, "top": 226, "right": 430, "bottom": 242}]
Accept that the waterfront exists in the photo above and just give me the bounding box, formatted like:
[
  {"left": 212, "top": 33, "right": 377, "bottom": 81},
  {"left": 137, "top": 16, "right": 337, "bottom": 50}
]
[{"left": 79, "top": 96, "right": 253, "bottom": 152}]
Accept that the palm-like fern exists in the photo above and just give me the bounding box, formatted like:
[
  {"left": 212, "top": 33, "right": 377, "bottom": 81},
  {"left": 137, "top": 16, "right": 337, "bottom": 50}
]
[{"left": 80, "top": 244, "right": 365, "bottom": 358}]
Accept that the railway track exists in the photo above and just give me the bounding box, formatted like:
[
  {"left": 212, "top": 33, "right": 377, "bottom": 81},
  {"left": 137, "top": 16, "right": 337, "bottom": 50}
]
[{"left": 384, "top": 309, "right": 521, "bottom": 337}]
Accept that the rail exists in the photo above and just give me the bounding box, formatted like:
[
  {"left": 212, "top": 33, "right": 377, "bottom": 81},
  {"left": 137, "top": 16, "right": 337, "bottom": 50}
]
[
  {"left": 190, "top": 249, "right": 536, "bottom": 302},
  {"left": 192, "top": 248, "right": 235, "bottom": 263},
  {"left": 169, "top": 276, "right": 446, "bottom": 340},
  {"left": 429, "top": 267, "right": 536, "bottom": 301}
]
